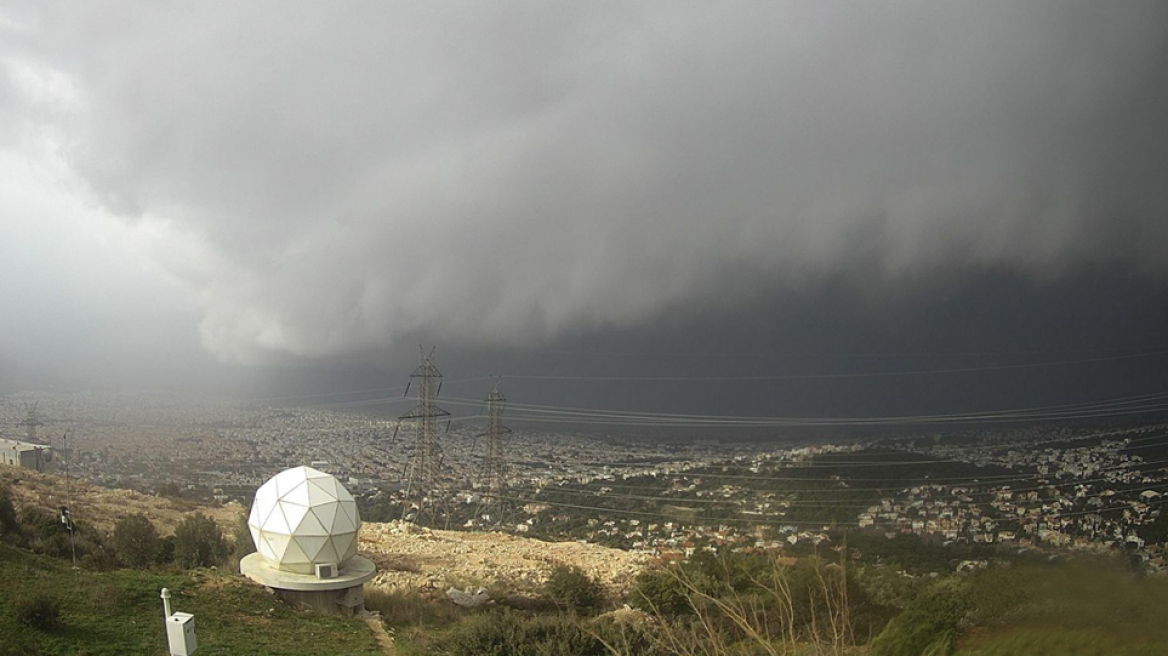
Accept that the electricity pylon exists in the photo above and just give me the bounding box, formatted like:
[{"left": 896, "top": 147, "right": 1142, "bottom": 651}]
[
  {"left": 19, "top": 402, "right": 44, "bottom": 444},
  {"left": 479, "top": 382, "right": 511, "bottom": 521},
  {"left": 399, "top": 347, "right": 450, "bottom": 524}
]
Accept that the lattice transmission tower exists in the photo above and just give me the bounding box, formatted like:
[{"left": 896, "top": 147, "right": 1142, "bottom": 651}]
[
  {"left": 479, "top": 382, "right": 511, "bottom": 518},
  {"left": 399, "top": 347, "right": 450, "bottom": 523},
  {"left": 19, "top": 402, "right": 44, "bottom": 443}
]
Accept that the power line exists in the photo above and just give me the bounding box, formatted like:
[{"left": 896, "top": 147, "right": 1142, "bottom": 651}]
[
  {"left": 496, "top": 350, "right": 1168, "bottom": 382},
  {"left": 427, "top": 390, "right": 1168, "bottom": 427}
]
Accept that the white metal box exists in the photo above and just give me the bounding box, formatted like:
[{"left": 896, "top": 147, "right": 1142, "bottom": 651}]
[
  {"left": 315, "top": 562, "right": 337, "bottom": 579},
  {"left": 166, "top": 612, "right": 197, "bottom": 655}
]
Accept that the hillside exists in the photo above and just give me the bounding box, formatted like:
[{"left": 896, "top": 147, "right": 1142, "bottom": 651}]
[
  {"left": 1, "top": 465, "right": 646, "bottom": 600},
  {"left": 0, "top": 465, "right": 241, "bottom": 536}
]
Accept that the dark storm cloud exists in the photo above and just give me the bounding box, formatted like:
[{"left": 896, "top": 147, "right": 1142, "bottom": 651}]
[{"left": 2, "top": 1, "right": 1167, "bottom": 368}]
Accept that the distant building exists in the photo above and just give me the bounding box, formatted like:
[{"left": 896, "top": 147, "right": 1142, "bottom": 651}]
[{"left": 0, "top": 438, "right": 53, "bottom": 472}]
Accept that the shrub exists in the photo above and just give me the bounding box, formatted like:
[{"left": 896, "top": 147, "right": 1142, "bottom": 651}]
[
  {"left": 80, "top": 545, "right": 120, "bottom": 571},
  {"left": 870, "top": 583, "right": 968, "bottom": 656},
  {"left": 113, "top": 513, "right": 160, "bottom": 568},
  {"left": 232, "top": 509, "right": 255, "bottom": 557},
  {"left": 14, "top": 594, "right": 62, "bottom": 631},
  {"left": 545, "top": 564, "right": 605, "bottom": 612},
  {"left": 434, "top": 609, "right": 626, "bottom": 656},
  {"left": 630, "top": 568, "right": 691, "bottom": 616},
  {"left": 0, "top": 486, "right": 18, "bottom": 535},
  {"left": 18, "top": 506, "right": 63, "bottom": 539},
  {"left": 173, "top": 512, "right": 228, "bottom": 568},
  {"left": 156, "top": 535, "right": 176, "bottom": 564}
]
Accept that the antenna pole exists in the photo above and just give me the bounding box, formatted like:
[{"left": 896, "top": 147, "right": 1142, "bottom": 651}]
[{"left": 64, "top": 430, "right": 77, "bottom": 569}]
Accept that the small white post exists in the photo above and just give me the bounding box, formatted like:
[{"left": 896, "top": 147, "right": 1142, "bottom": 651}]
[{"left": 160, "top": 588, "right": 172, "bottom": 619}]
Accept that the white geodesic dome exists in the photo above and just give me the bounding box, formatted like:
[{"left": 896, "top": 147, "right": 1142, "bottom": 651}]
[{"left": 248, "top": 466, "right": 361, "bottom": 574}]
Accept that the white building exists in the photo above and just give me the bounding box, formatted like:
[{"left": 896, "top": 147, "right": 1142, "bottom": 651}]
[{"left": 0, "top": 438, "right": 53, "bottom": 472}]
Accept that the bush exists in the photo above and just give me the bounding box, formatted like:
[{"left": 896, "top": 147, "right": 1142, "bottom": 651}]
[
  {"left": 630, "top": 568, "right": 691, "bottom": 616},
  {"left": 81, "top": 545, "right": 120, "bottom": 572},
  {"left": 18, "top": 506, "right": 63, "bottom": 539},
  {"left": 544, "top": 564, "right": 605, "bottom": 612},
  {"left": 434, "top": 609, "right": 629, "bottom": 656},
  {"left": 113, "top": 513, "right": 160, "bottom": 568},
  {"left": 870, "top": 583, "right": 968, "bottom": 656},
  {"left": 173, "top": 512, "right": 228, "bottom": 568},
  {"left": 14, "top": 594, "right": 63, "bottom": 632},
  {"left": 0, "top": 486, "right": 18, "bottom": 535},
  {"left": 232, "top": 509, "right": 255, "bottom": 558},
  {"left": 156, "top": 535, "right": 176, "bottom": 564}
]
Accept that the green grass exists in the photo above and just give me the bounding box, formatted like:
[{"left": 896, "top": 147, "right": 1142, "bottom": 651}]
[
  {"left": 0, "top": 543, "right": 381, "bottom": 655},
  {"left": 959, "top": 627, "right": 1166, "bottom": 656},
  {"left": 953, "top": 561, "right": 1168, "bottom": 656}
]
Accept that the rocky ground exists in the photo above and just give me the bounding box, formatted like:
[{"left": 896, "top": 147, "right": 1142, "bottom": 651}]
[{"left": 360, "top": 520, "right": 649, "bottom": 598}]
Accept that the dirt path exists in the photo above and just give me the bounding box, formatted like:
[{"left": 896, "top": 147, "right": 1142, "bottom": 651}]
[{"left": 364, "top": 617, "right": 396, "bottom": 655}]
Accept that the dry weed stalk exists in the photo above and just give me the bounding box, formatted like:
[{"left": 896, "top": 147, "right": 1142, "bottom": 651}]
[{"left": 609, "top": 549, "right": 856, "bottom": 656}]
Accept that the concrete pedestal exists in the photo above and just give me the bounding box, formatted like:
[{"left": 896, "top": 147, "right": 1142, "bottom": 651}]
[{"left": 240, "top": 553, "right": 377, "bottom": 616}]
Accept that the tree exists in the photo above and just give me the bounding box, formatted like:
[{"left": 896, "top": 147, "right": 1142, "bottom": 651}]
[
  {"left": 173, "top": 512, "right": 228, "bottom": 568},
  {"left": 113, "top": 513, "right": 160, "bottom": 568}
]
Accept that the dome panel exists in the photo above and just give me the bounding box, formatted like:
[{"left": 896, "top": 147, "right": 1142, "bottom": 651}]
[
  {"left": 282, "top": 481, "right": 311, "bottom": 507},
  {"left": 254, "top": 481, "right": 279, "bottom": 510},
  {"left": 275, "top": 468, "right": 306, "bottom": 496},
  {"left": 339, "top": 500, "right": 359, "bottom": 527},
  {"left": 314, "top": 538, "right": 339, "bottom": 565},
  {"left": 308, "top": 476, "right": 339, "bottom": 498},
  {"left": 314, "top": 501, "right": 339, "bottom": 531},
  {"left": 282, "top": 537, "right": 310, "bottom": 565},
  {"left": 281, "top": 500, "right": 310, "bottom": 529},
  {"left": 306, "top": 480, "right": 336, "bottom": 506},
  {"left": 264, "top": 504, "right": 292, "bottom": 534},
  {"left": 257, "top": 532, "right": 276, "bottom": 561},
  {"left": 332, "top": 532, "right": 356, "bottom": 562},
  {"left": 296, "top": 508, "right": 329, "bottom": 536},
  {"left": 266, "top": 532, "right": 291, "bottom": 561},
  {"left": 296, "top": 535, "right": 330, "bottom": 562}
]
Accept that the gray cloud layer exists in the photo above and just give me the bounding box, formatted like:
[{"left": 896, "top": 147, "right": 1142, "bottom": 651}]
[{"left": 3, "top": 1, "right": 1166, "bottom": 367}]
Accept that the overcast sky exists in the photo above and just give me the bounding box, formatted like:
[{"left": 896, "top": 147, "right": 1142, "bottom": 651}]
[{"left": 1, "top": 2, "right": 1165, "bottom": 416}]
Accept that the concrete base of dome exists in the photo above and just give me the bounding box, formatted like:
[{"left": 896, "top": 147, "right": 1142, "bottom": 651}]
[{"left": 240, "top": 553, "right": 377, "bottom": 616}]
